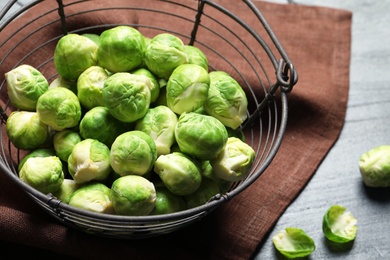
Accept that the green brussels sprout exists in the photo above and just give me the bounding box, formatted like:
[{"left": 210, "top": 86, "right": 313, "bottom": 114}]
[
  {"left": 18, "top": 148, "right": 56, "bottom": 172},
  {"left": 322, "top": 204, "right": 357, "bottom": 243},
  {"left": 69, "top": 182, "right": 114, "bottom": 214},
  {"left": 175, "top": 112, "right": 228, "bottom": 160},
  {"left": 19, "top": 156, "right": 64, "bottom": 194},
  {"left": 210, "top": 137, "right": 255, "bottom": 182},
  {"left": 153, "top": 152, "right": 202, "bottom": 196},
  {"left": 36, "top": 87, "right": 82, "bottom": 131},
  {"left": 79, "top": 106, "right": 127, "bottom": 147},
  {"left": 77, "top": 66, "right": 110, "bottom": 110},
  {"left": 135, "top": 105, "right": 178, "bottom": 156},
  {"left": 272, "top": 227, "right": 316, "bottom": 258},
  {"left": 184, "top": 178, "right": 220, "bottom": 209},
  {"left": 110, "top": 130, "right": 157, "bottom": 177},
  {"left": 53, "top": 130, "right": 82, "bottom": 161},
  {"left": 52, "top": 179, "right": 81, "bottom": 204},
  {"left": 144, "top": 33, "right": 188, "bottom": 79},
  {"left": 183, "top": 45, "right": 209, "bottom": 71},
  {"left": 6, "top": 111, "right": 50, "bottom": 150},
  {"left": 82, "top": 33, "right": 100, "bottom": 45},
  {"left": 199, "top": 160, "right": 232, "bottom": 194},
  {"left": 131, "top": 68, "right": 160, "bottom": 103},
  {"left": 49, "top": 76, "right": 77, "bottom": 94},
  {"left": 5, "top": 64, "right": 49, "bottom": 111},
  {"left": 102, "top": 72, "right": 152, "bottom": 123},
  {"left": 97, "top": 26, "right": 146, "bottom": 73},
  {"left": 150, "top": 186, "right": 186, "bottom": 215},
  {"left": 68, "top": 139, "right": 112, "bottom": 184},
  {"left": 204, "top": 71, "right": 248, "bottom": 130},
  {"left": 54, "top": 33, "right": 98, "bottom": 80},
  {"left": 358, "top": 145, "right": 390, "bottom": 187},
  {"left": 110, "top": 175, "right": 156, "bottom": 216},
  {"left": 166, "top": 64, "right": 210, "bottom": 114}
]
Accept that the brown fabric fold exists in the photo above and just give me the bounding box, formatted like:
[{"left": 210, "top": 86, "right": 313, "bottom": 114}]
[{"left": 0, "top": 1, "right": 352, "bottom": 259}]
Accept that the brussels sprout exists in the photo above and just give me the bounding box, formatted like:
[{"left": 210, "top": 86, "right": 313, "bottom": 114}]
[
  {"left": 272, "top": 227, "right": 316, "bottom": 258},
  {"left": 69, "top": 182, "right": 114, "bottom": 214},
  {"left": 323, "top": 204, "right": 357, "bottom": 243},
  {"left": 5, "top": 64, "right": 49, "bottom": 111},
  {"left": 144, "top": 33, "right": 188, "bottom": 79},
  {"left": 183, "top": 45, "right": 208, "bottom": 71},
  {"left": 82, "top": 33, "right": 100, "bottom": 45},
  {"left": 110, "top": 131, "right": 157, "bottom": 177},
  {"left": 150, "top": 186, "right": 186, "bottom": 215},
  {"left": 175, "top": 112, "right": 228, "bottom": 160},
  {"left": 154, "top": 152, "right": 202, "bottom": 196},
  {"left": 79, "top": 106, "right": 127, "bottom": 147},
  {"left": 199, "top": 160, "right": 231, "bottom": 194},
  {"left": 358, "top": 145, "right": 390, "bottom": 187},
  {"left": 135, "top": 105, "right": 178, "bottom": 156},
  {"left": 52, "top": 179, "right": 81, "bottom": 204},
  {"left": 110, "top": 175, "right": 156, "bottom": 216},
  {"left": 36, "top": 87, "right": 82, "bottom": 131},
  {"left": 102, "top": 72, "right": 152, "bottom": 123},
  {"left": 53, "top": 130, "right": 82, "bottom": 161},
  {"left": 166, "top": 64, "right": 210, "bottom": 114},
  {"left": 54, "top": 33, "right": 98, "bottom": 80},
  {"left": 97, "top": 26, "right": 145, "bottom": 73},
  {"left": 204, "top": 71, "right": 248, "bottom": 130},
  {"left": 49, "top": 76, "right": 77, "bottom": 94},
  {"left": 131, "top": 68, "right": 160, "bottom": 103},
  {"left": 18, "top": 148, "right": 56, "bottom": 172},
  {"left": 184, "top": 178, "right": 220, "bottom": 209},
  {"left": 19, "top": 156, "right": 64, "bottom": 194},
  {"left": 77, "top": 66, "right": 110, "bottom": 110},
  {"left": 68, "top": 139, "right": 112, "bottom": 184},
  {"left": 210, "top": 137, "right": 255, "bottom": 182},
  {"left": 6, "top": 111, "right": 50, "bottom": 150}
]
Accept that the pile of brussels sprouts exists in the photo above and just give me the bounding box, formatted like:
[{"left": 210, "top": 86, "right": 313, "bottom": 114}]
[{"left": 4, "top": 25, "right": 256, "bottom": 216}]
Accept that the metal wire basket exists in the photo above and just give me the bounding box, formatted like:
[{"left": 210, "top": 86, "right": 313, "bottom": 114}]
[{"left": 0, "top": 0, "right": 297, "bottom": 239}]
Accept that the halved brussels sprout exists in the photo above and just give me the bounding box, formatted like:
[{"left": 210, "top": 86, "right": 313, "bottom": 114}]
[
  {"left": 19, "top": 156, "right": 64, "bottom": 194},
  {"left": 150, "top": 186, "right": 186, "bottom": 215},
  {"left": 175, "top": 112, "right": 228, "bottom": 160},
  {"left": 54, "top": 33, "right": 98, "bottom": 80},
  {"left": 77, "top": 66, "right": 110, "bottom": 110},
  {"left": 131, "top": 68, "right": 160, "bottom": 103},
  {"left": 5, "top": 64, "right": 49, "bottom": 111},
  {"left": 52, "top": 179, "right": 81, "bottom": 204},
  {"left": 110, "top": 131, "right": 157, "bottom": 177},
  {"left": 272, "top": 227, "right": 316, "bottom": 258},
  {"left": 6, "top": 111, "right": 49, "bottom": 150},
  {"left": 204, "top": 71, "right": 248, "bottom": 130},
  {"left": 184, "top": 45, "right": 209, "bottom": 71},
  {"left": 79, "top": 106, "right": 127, "bottom": 147},
  {"left": 102, "top": 72, "right": 152, "bottom": 123},
  {"left": 36, "top": 87, "right": 82, "bottom": 131},
  {"left": 322, "top": 204, "right": 357, "bottom": 243},
  {"left": 166, "top": 64, "right": 210, "bottom": 114},
  {"left": 98, "top": 26, "right": 146, "bottom": 73},
  {"left": 210, "top": 137, "right": 255, "bottom": 182},
  {"left": 53, "top": 130, "right": 82, "bottom": 162},
  {"left": 153, "top": 152, "right": 202, "bottom": 196},
  {"left": 18, "top": 148, "right": 56, "bottom": 172},
  {"left": 68, "top": 139, "right": 112, "bottom": 184},
  {"left": 135, "top": 105, "right": 178, "bottom": 156},
  {"left": 358, "top": 145, "right": 390, "bottom": 187},
  {"left": 110, "top": 175, "right": 156, "bottom": 216},
  {"left": 144, "top": 33, "right": 188, "bottom": 79},
  {"left": 69, "top": 182, "right": 114, "bottom": 214}
]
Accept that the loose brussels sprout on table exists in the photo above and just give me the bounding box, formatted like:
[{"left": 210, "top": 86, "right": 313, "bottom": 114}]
[
  {"left": 358, "top": 145, "right": 390, "bottom": 187},
  {"left": 322, "top": 204, "right": 357, "bottom": 243},
  {"left": 5, "top": 64, "right": 49, "bottom": 111},
  {"left": 6, "top": 111, "right": 50, "bottom": 150},
  {"left": 272, "top": 227, "right": 316, "bottom": 258},
  {"left": 54, "top": 33, "right": 98, "bottom": 81}
]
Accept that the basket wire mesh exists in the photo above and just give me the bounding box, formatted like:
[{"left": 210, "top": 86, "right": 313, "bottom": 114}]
[{"left": 0, "top": 0, "right": 298, "bottom": 238}]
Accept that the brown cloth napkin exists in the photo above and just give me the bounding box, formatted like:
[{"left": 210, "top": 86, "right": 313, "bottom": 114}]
[{"left": 0, "top": 0, "right": 352, "bottom": 259}]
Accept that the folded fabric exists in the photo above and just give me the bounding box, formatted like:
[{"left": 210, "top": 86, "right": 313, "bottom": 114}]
[{"left": 0, "top": 0, "right": 352, "bottom": 259}]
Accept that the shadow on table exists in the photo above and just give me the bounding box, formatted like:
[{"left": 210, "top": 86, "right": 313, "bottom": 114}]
[{"left": 361, "top": 183, "right": 390, "bottom": 203}]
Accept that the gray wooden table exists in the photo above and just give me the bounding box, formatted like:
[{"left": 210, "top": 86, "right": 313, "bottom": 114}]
[{"left": 1, "top": 1, "right": 389, "bottom": 259}]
